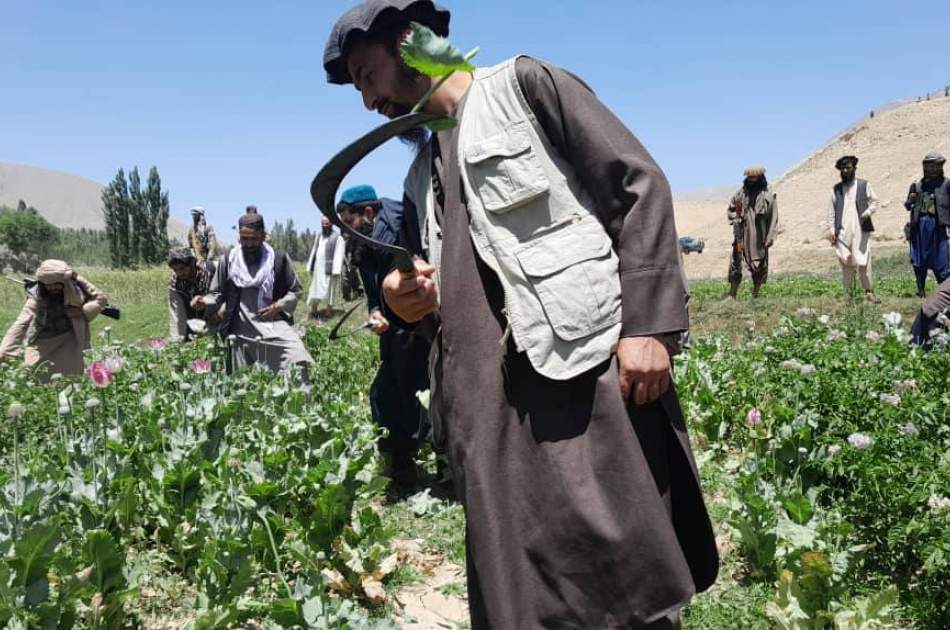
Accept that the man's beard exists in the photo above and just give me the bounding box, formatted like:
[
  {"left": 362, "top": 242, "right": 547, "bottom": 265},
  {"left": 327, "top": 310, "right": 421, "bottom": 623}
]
[
  {"left": 322, "top": 226, "right": 332, "bottom": 237},
  {"left": 390, "top": 67, "right": 430, "bottom": 154},
  {"left": 242, "top": 247, "right": 263, "bottom": 263},
  {"left": 841, "top": 173, "right": 856, "bottom": 183},
  {"left": 743, "top": 177, "right": 767, "bottom": 192}
]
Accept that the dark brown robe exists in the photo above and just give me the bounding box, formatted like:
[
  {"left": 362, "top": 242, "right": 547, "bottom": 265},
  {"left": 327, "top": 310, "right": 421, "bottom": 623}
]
[{"left": 401, "top": 57, "right": 718, "bottom": 629}]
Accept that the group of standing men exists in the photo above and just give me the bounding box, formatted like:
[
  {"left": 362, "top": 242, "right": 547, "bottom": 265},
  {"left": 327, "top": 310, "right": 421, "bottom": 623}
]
[{"left": 725, "top": 153, "right": 950, "bottom": 303}]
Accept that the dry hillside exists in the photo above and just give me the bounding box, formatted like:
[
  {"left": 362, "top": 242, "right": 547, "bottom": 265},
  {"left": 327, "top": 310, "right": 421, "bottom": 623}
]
[
  {"left": 0, "top": 162, "right": 188, "bottom": 241},
  {"left": 675, "top": 95, "right": 950, "bottom": 279}
]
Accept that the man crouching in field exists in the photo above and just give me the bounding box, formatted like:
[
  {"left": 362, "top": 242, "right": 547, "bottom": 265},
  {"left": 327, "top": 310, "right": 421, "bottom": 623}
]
[
  {"left": 323, "top": 1, "right": 718, "bottom": 627},
  {"left": 193, "top": 212, "right": 313, "bottom": 381},
  {"left": 166, "top": 248, "right": 220, "bottom": 342}
]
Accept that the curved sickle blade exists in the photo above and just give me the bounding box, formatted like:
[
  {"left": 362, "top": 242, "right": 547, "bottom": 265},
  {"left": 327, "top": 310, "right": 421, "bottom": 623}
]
[
  {"left": 310, "top": 112, "right": 445, "bottom": 273},
  {"left": 329, "top": 301, "right": 372, "bottom": 340}
]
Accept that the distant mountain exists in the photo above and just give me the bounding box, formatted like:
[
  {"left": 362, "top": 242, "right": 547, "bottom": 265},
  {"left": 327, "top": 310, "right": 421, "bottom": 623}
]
[{"left": 0, "top": 162, "right": 189, "bottom": 241}]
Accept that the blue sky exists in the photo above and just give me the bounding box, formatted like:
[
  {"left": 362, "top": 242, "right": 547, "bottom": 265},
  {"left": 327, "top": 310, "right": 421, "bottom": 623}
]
[{"left": 2, "top": 1, "right": 948, "bottom": 234}]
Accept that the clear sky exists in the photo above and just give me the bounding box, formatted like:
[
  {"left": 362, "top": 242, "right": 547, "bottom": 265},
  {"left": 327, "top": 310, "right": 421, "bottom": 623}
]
[{"left": 2, "top": 1, "right": 948, "bottom": 235}]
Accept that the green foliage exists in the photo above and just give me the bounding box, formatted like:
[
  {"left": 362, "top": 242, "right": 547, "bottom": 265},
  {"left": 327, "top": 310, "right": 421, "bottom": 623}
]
[
  {"left": 268, "top": 219, "right": 314, "bottom": 262},
  {"left": 0, "top": 325, "right": 391, "bottom": 626},
  {"left": 400, "top": 21, "right": 478, "bottom": 126},
  {"left": 0, "top": 205, "right": 59, "bottom": 258},
  {"left": 677, "top": 310, "right": 950, "bottom": 626},
  {"left": 399, "top": 21, "right": 477, "bottom": 78}
]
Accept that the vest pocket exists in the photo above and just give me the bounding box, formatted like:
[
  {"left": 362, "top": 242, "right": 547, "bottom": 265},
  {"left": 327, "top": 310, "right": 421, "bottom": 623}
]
[
  {"left": 464, "top": 121, "right": 550, "bottom": 213},
  {"left": 516, "top": 226, "right": 621, "bottom": 341}
]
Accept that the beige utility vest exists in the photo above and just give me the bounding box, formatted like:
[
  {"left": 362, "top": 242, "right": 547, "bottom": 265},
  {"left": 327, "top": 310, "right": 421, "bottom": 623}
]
[{"left": 404, "top": 56, "right": 621, "bottom": 380}]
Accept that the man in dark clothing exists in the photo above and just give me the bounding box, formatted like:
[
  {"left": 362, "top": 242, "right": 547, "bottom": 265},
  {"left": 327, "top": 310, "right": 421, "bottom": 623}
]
[
  {"left": 910, "top": 275, "right": 950, "bottom": 347},
  {"left": 324, "top": 2, "right": 717, "bottom": 627},
  {"left": 339, "top": 184, "right": 432, "bottom": 496},
  {"left": 167, "top": 248, "right": 219, "bottom": 342},
  {"left": 905, "top": 152, "right": 950, "bottom": 296},
  {"left": 726, "top": 166, "right": 778, "bottom": 298}
]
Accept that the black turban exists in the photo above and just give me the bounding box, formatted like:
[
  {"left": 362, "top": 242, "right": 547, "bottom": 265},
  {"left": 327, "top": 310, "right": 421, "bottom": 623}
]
[
  {"left": 323, "top": 0, "right": 451, "bottom": 85},
  {"left": 835, "top": 155, "right": 859, "bottom": 169},
  {"left": 238, "top": 212, "right": 266, "bottom": 231},
  {"left": 167, "top": 248, "right": 196, "bottom": 267}
]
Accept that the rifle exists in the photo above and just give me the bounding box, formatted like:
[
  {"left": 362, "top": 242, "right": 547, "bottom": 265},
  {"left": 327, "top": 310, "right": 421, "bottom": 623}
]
[{"left": 3, "top": 276, "right": 121, "bottom": 320}]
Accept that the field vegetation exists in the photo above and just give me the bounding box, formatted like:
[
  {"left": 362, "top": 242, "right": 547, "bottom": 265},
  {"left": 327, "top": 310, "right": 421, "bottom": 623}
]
[{"left": 0, "top": 252, "right": 946, "bottom": 628}]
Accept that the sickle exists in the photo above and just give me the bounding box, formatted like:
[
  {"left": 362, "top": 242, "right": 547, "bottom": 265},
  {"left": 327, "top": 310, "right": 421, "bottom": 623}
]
[
  {"left": 328, "top": 301, "right": 373, "bottom": 340},
  {"left": 310, "top": 112, "right": 447, "bottom": 273}
]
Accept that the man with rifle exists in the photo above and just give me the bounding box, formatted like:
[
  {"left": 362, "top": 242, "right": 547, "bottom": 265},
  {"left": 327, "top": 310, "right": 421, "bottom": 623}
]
[
  {"left": 0, "top": 259, "right": 109, "bottom": 379},
  {"left": 727, "top": 165, "right": 778, "bottom": 299}
]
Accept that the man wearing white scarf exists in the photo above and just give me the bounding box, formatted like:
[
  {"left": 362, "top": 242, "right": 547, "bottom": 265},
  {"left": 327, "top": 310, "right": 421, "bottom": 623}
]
[{"left": 197, "top": 212, "right": 313, "bottom": 379}]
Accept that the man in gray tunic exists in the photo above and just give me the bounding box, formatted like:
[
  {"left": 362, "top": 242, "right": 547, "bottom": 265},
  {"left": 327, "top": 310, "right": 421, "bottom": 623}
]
[
  {"left": 324, "top": 2, "right": 717, "bottom": 628},
  {"left": 196, "top": 212, "right": 313, "bottom": 379},
  {"left": 727, "top": 166, "right": 778, "bottom": 298}
]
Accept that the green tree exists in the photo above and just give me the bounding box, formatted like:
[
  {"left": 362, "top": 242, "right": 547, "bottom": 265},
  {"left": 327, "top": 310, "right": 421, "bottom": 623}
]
[
  {"left": 102, "top": 169, "right": 131, "bottom": 267},
  {"left": 0, "top": 207, "right": 59, "bottom": 258},
  {"left": 145, "top": 166, "right": 169, "bottom": 263},
  {"left": 128, "top": 167, "right": 145, "bottom": 263}
]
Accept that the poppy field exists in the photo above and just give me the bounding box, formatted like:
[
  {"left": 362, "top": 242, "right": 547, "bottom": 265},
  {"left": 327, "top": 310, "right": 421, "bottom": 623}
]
[
  {"left": 678, "top": 307, "right": 949, "bottom": 628},
  {"left": 0, "top": 327, "right": 401, "bottom": 628},
  {"left": 0, "top": 261, "right": 947, "bottom": 628}
]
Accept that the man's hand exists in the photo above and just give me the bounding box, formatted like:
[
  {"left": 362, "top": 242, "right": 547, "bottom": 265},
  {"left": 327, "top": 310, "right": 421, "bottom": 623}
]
[
  {"left": 368, "top": 309, "right": 390, "bottom": 335},
  {"left": 617, "top": 336, "right": 671, "bottom": 406},
  {"left": 765, "top": 238, "right": 774, "bottom": 248},
  {"left": 827, "top": 231, "right": 837, "bottom": 245},
  {"left": 382, "top": 259, "right": 438, "bottom": 323},
  {"left": 64, "top": 306, "right": 83, "bottom": 319},
  {"left": 191, "top": 295, "right": 205, "bottom": 309},
  {"left": 861, "top": 210, "right": 872, "bottom": 220},
  {"left": 256, "top": 303, "right": 283, "bottom": 321}
]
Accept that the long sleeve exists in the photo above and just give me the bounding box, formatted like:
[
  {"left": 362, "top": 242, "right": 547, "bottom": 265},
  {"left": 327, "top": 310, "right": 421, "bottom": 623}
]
[
  {"left": 827, "top": 193, "right": 837, "bottom": 235},
  {"left": 274, "top": 254, "right": 302, "bottom": 315},
  {"left": 0, "top": 299, "right": 37, "bottom": 358},
  {"left": 168, "top": 290, "right": 189, "bottom": 342},
  {"left": 765, "top": 195, "right": 779, "bottom": 245},
  {"left": 515, "top": 57, "right": 687, "bottom": 337},
  {"left": 75, "top": 275, "right": 108, "bottom": 321},
  {"left": 306, "top": 236, "right": 318, "bottom": 275},
  {"left": 359, "top": 253, "right": 382, "bottom": 314},
  {"left": 204, "top": 254, "right": 228, "bottom": 309},
  {"left": 332, "top": 235, "right": 346, "bottom": 275},
  {"left": 904, "top": 183, "right": 917, "bottom": 212}
]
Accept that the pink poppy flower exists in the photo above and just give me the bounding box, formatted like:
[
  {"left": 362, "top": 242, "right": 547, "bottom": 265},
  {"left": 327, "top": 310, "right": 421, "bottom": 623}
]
[
  {"left": 85, "top": 361, "right": 114, "bottom": 388},
  {"left": 189, "top": 359, "right": 212, "bottom": 374},
  {"left": 147, "top": 337, "right": 167, "bottom": 351},
  {"left": 745, "top": 408, "right": 763, "bottom": 426},
  {"left": 104, "top": 354, "right": 124, "bottom": 374}
]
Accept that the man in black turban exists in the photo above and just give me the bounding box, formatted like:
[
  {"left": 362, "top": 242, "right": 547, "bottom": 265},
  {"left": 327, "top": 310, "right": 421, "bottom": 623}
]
[{"left": 195, "top": 212, "right": 314, "bottom": 379}]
